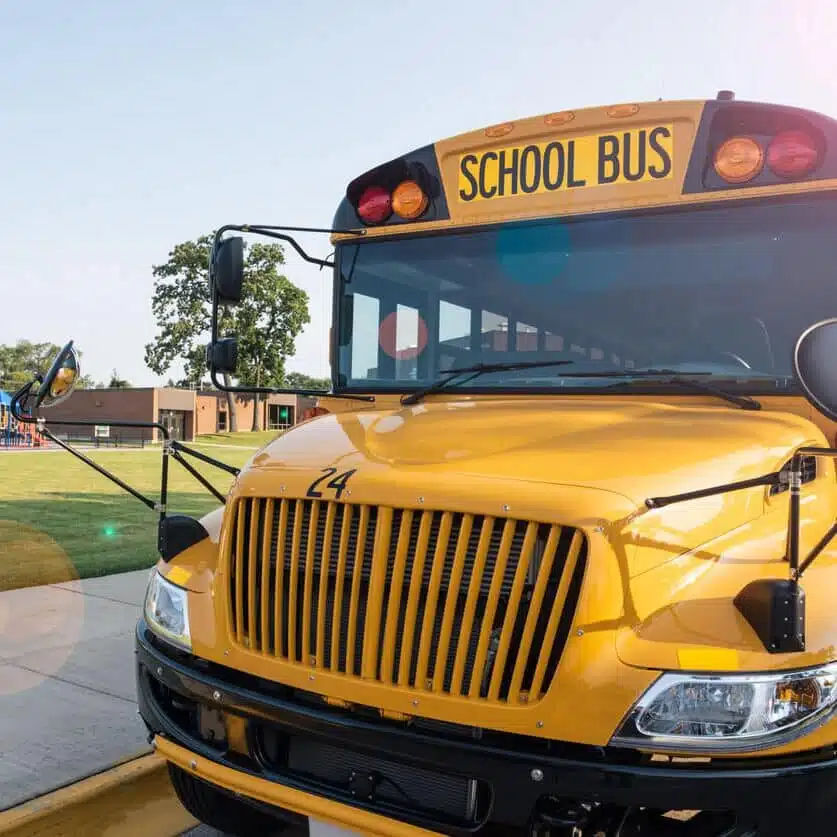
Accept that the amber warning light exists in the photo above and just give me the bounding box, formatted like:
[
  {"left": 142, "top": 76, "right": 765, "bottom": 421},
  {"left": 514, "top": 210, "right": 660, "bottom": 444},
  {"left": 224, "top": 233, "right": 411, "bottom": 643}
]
[{"left": 714, "top": 130, "right": 822, "bottom": 184}]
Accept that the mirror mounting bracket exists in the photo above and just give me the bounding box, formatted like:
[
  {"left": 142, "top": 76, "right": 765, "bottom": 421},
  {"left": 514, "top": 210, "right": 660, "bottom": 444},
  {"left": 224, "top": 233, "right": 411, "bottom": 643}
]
[
  {"left": 644, "top": 445, "right": 837, "bottom": 654},
  {"left": 206, "top": 223, "right": 375, "bottom": 403},
  {"left": 10, "top": 377, "right": 240, "bottom": 563}
]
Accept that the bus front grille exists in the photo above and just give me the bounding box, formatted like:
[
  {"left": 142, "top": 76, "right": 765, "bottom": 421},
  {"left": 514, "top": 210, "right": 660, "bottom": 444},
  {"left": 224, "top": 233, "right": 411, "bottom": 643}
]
[{"left": 226, "top": 498, "right": 587, "bottom": 704}]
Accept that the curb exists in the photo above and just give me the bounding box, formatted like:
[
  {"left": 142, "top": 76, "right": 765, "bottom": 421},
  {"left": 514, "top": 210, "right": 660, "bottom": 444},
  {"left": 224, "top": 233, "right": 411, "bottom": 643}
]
[{"left": 0, "top": 753, "right": 197, "bottom": 837}]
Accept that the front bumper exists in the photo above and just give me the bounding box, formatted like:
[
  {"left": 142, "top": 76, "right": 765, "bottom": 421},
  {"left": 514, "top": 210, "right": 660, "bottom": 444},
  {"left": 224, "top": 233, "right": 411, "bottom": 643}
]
[{"left": 136, "top": 619, "right": 837, "bottom": 836}]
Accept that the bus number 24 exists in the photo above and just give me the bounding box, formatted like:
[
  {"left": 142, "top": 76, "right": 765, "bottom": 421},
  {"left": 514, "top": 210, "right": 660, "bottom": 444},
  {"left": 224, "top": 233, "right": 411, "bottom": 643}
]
[{"left": 306, "top": 468, "right": 357, "bottom": 500}]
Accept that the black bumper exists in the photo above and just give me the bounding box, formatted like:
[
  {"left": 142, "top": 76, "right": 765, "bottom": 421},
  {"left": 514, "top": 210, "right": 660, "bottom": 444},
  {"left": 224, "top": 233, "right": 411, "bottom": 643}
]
[{"left": 136, "top": 620, "right": 837, "bottom": 836}]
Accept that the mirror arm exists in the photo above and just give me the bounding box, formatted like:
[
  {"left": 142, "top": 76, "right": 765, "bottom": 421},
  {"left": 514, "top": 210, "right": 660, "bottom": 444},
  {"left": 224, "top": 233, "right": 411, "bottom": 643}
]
[
  {"left": 644, "top": 471, "right": 782, "bottom": 509},
  {"left": 169, "top": 448, "right": 228, "bottom": 504},
  {"left": 646, "top": 445, "right": 837, "bottom": 581},
  {"left": 790, "top": 446, "right": 837, "bottom": 579},
  {"left": 37, "top": 425, "right": 160, "bottom": 511},
  {"left": 212, "top": 223, "right": 365, "bottom": 268},
  {"left": 171, "top": 440, "right": 240, "bottom": 477},
  {"left": 206, "top": 366, "right": 374, "bottom": 402}
]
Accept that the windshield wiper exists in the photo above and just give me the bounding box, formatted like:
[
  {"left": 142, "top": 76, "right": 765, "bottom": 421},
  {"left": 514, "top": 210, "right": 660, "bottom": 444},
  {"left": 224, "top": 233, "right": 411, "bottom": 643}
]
[
  {"left": 401, "top": 360, "right": 575, "bottom": 406},
  {"left": 553, "top": 369, "right": 762, "bottom": 411}
]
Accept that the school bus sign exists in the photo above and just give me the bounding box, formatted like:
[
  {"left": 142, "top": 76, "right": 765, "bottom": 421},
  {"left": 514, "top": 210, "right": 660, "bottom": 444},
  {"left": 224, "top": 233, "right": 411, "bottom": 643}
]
[{"left": 457, "top": 124, "right": 674, "bottom": 201}]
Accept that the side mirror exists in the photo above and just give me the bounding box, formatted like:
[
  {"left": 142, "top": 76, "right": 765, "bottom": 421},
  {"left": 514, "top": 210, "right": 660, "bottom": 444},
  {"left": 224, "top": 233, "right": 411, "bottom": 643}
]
[
  {"left": 36, "top": 340, "right": 81, "bottom": 408},
  {"left": 793, "top": 318, "right": 837, "bottom": 421},
  {"left": 209, "top": 236, "right": 244, "bottom": 305},
  {"left": 205, "top": 338, "right": 238, "bottom": 374}
]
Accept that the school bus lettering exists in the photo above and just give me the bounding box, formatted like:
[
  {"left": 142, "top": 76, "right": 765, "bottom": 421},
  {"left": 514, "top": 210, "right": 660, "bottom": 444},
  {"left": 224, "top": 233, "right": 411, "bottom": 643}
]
[{"left": 458, "top": 124, "right": 674, "bottom": 201}]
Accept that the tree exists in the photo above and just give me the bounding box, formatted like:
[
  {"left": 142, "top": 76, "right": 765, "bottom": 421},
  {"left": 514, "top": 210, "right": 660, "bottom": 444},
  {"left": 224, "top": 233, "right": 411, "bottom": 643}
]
[
  {"left": 108, "top": 370, "right": 131, "bottom": 388},
  {"left": 145, "top": 235, "right": 311, "bottom": 431},
  {"left": 286, "top": 371, "right": 330, "bottom": 391}
]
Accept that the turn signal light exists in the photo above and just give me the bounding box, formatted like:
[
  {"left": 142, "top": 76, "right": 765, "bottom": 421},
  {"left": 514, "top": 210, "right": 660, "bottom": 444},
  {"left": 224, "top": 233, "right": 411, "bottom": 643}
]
[
  {"left": 357, "top": 185, "right": 392, "bottom": 224},
  {"left": 392, "top": 180, "right": 428, "bottom": 219},
  {"left": 767, "top": 130, "right": 821, "bottom": 178},
  {"left": 714, "top": 136, "right": 764, "bottom": 183}
]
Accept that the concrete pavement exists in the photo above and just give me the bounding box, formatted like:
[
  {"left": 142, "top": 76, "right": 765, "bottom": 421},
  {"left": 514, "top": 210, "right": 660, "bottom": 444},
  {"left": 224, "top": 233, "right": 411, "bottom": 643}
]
[
  {"left": 0, "top": 569, "right": 152, "bottom": 810},
  {"left": 0, "top": 568, "right": 357, "bottom": 835}
]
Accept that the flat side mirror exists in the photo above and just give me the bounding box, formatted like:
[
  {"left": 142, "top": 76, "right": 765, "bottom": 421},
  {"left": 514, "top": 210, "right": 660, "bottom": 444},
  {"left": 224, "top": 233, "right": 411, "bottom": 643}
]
[
  {"left": 793, "top": 318, "right": 837, "bottom": 421},
  {"left": 210, "top": 236, "right": 244, "bottom": 304},
  {"left": 206, "top": 338, "right": 238, "bottom": 374},
  {"left": 36, "top": 341, "right": 81, "bottom": 408}
]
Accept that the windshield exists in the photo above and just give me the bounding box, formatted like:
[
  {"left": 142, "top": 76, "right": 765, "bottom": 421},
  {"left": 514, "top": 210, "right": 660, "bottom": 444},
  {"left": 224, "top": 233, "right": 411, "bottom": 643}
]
[{"left": 335, "top": 193, "right": 837, "bottom": 393}]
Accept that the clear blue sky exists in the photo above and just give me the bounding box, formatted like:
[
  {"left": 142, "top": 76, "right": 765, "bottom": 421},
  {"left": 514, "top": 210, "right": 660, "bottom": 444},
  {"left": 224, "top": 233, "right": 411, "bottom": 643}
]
[{"left": 1, "top": 0, "right": 834, "bottom": 386}]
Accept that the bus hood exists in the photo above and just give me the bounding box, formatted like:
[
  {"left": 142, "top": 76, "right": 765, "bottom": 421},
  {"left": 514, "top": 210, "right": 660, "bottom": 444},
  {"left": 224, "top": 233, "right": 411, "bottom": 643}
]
[
  {"left": 250, "top": 396, "right": 817, "bottom": 507},
  {"left": 239, "top": 397, "right": 823, "bottom": 578}
]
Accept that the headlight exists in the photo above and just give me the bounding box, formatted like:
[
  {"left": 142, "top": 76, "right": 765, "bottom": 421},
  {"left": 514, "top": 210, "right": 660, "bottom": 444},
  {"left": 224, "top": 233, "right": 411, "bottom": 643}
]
[
  {"left": 144, "top": 570, "right": 191, "bottom": 650},
  {"left": 612, "top": 663, "right": 837, "bottom": 753}
]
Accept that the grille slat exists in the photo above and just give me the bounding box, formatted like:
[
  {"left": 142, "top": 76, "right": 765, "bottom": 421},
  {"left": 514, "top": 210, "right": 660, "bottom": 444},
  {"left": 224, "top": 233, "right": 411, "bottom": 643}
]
[
  {"left": 450, "top": 516, "right": 494, "bottom": 696},
  {"left": 316, "top": 503, "right": 336, "bottom": 668},
  {"left": 362, "top": 507, "right": 392, "bottom": 679},
  {"left": 415, "top": 511, "right": 452, "bottom": 689},
  {"left": 273, "top": 501, "right": 288, "bottom": 657},
  {"left": 380, "top": 510, "right": 412, "bottom": 683},
  {"left": 228, "top": 497, "right": 587, "bottom": 705},
  {"left": 529, "top": 529, "right": 585, "bottom": 697},
  {"left": 507, "top": 524, "right": 560, "bottom": 702},
  {"left": 330, "top": 506, "right": 352, "bottom": 673},
  {"left": 247, "top": 499, "right": 260, "bottom": 646},
  {"left": 398, "top": 511, "right": 432, "bottom": 687},
  {"left": 259, "top": 499, "right": 274, "bottom": 656},
  {"left": 346, "top": 506, "right": 371, "bottom": 676},
  {"left": 432, "top": 514, "right": 473, "bottom": 692},
  {"left": 487, "top": 520, "right": 537, "bottom": 701},
  {"left": 233, "top": 505, "right": 246, "bottom": 646},
  {"left": 301, "top": 500, "right": 320, "bottom": 665}
]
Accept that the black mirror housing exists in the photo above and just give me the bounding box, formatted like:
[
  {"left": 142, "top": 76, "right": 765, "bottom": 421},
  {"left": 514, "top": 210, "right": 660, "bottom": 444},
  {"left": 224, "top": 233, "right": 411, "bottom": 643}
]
[
  {"left": 206, "top": 338, "right": 238, "bottom": 374},
  {"left": 210, "top": 236, "right": 244, "bottom": 304},
  {"left": 794, "top": 318, "right": 837, "bottom": 421},
  {"left": 35, "top": 340, "right": 82, "bottom": 409}
]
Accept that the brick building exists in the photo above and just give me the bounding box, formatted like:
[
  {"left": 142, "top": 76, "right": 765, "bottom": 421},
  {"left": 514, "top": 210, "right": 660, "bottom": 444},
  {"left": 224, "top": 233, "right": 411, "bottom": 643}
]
[{"left": 40, "top": 387, "right": 316, "bottom": 444}]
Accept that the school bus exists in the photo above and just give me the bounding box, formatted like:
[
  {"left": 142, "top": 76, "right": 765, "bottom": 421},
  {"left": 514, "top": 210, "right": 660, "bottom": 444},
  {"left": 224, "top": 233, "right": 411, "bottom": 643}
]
[{"left": 18, "top": 90, "right": 837, "bottom": 836}]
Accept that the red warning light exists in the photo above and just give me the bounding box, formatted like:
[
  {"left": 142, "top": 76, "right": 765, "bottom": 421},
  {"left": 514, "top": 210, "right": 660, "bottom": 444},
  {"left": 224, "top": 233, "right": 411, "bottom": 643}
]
[
  {"left": 767, "top": 130, "right": 821, "bottom": 179},
  {"left": 357, "top": 186, "right": 392, "bottom": 224}
]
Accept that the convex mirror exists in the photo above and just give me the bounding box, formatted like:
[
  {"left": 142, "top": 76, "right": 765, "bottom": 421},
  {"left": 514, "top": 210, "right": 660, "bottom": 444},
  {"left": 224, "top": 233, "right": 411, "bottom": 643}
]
[
  {"left": 794, "top": 318, "right": 837, "bottom": 421},
  {"left": 36, "top": 340, "right": 81, "bottom": 408}
]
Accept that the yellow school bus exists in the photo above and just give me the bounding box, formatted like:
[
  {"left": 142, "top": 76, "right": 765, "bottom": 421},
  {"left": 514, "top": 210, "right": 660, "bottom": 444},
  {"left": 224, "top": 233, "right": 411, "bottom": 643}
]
[{"left": 19, "top": 91, "right": 837, "bottom": 836}]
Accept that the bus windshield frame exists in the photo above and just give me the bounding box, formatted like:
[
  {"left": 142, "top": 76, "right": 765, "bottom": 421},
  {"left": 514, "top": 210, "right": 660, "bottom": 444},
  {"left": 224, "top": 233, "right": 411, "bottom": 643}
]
[{"left": 332, "top": 191, "right": 837, "bottom": 398}]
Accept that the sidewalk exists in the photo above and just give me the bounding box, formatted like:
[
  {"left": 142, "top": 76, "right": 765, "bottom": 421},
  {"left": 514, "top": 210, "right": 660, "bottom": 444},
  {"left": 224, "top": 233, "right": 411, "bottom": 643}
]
[{"left": 0, "top": 570, "right": 152, "bottom": 810}]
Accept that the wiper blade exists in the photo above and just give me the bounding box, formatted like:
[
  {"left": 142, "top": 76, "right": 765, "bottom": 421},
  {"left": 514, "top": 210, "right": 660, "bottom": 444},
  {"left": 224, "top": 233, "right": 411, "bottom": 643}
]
[
  {"left": 574, "top": 369, "right": 762, "bottom": 411},
  {"left": 400, "top": 360, "right": 575, "bottom": 406}
]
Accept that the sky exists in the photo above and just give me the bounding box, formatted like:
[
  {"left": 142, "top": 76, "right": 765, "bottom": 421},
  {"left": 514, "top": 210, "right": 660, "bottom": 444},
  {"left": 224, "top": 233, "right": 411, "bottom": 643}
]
[{"left": 1, "top": 0, "right": 835, "bottom": 387}]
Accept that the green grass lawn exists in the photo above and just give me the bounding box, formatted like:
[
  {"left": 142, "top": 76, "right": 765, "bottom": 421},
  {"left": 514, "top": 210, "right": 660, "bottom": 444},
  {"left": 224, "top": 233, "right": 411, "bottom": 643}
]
[
  {"left": 192, "top": 430, "right": 282, "bottom": 448},
  {"left": 0, "top": 447, "right": 253, "bottom": 591}
]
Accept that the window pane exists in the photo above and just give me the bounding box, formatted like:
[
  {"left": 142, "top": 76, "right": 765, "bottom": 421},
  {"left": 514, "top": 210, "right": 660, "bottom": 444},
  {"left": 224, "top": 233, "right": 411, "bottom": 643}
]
[{"left": 351, "top": 293, "right": 380, "bottom": 380}]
